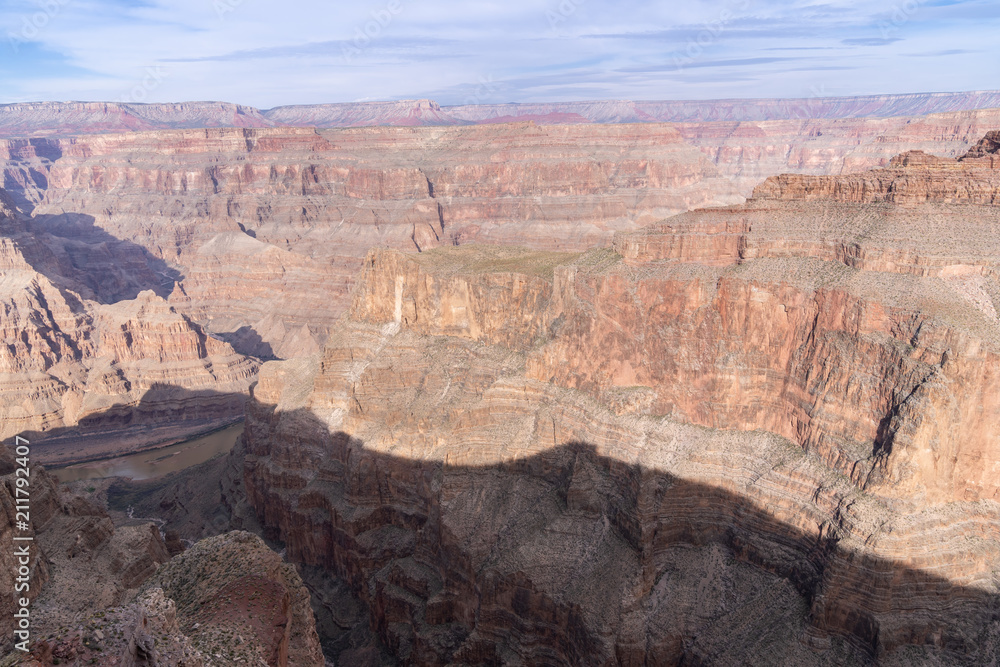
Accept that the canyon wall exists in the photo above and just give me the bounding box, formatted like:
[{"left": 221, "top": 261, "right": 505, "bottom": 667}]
[
  {"left": 4, "top": 114, "right": 1000, "bottom": 363},
  {"left": 0, "top": 194, "right": 256, "bottom": 464},
  {"left": 1, "top": 124, "right": 741, "bottom": 358},
  {"left": 233, "top": 145, "right": 1000, "bottom": 664}
]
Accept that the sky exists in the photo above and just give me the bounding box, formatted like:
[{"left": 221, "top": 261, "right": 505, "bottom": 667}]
[{"left": 0, "top": 0, "right": 997, "bottom": 108}]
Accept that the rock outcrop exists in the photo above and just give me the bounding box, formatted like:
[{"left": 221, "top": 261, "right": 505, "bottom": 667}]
[
  {"left": 21, "top": 588, "right": 206, "bottom": 667},
  {"left": 10, "top": 531, "right": 324, "bottom": 667},
  {"left": 752, "top": 147, "right": 999, "bottom": 204},
  {"left": 232, "top": 142, "right": 1000, "bottom": 664},
  {"left": 1, "top": 430, "right": 324, "bottom": 666},
  {"left": 962, "top": 129, "right": 1000, "bottom": 160},
  {"left": 134, "top": 531, "right": 325, "bottom": 666},
  {"left": 0, "top": 442, "right": 170, "bottom": 658}
]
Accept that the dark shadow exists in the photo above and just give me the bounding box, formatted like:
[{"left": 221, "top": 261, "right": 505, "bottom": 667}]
[
  {"left": 3, "top": 209, "right": 182, "bottom": 303},
  {"left": 237, "top": 222, "right": 258, "bottom": 238},
  {"left": 213, "top": 325, "right": 277, "bottom": 360},
  {"left": 1, "top": 138, "right": 63, "bottom": 212},
  {"left": 22, "top": 383, "right": 248, "bottom": 468},
  {"left": 232, "top": 403, "right": 1000, "bottom": 667}
]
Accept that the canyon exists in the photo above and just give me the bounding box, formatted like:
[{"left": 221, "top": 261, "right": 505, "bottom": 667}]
[
  {"left": 4, "top": 105, "right": 1000, "bottom": 369},
  {"left": 0, "top": 190, "right": 256, "bottom": 464},
  {"left": 0, "top": 96, "right": 999, "bottom": 665},
  {"left": 230, "top": 138, "right": 1000, "bottom": 664}
]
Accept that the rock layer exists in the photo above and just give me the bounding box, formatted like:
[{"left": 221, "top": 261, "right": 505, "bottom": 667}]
[
  {"left": 1, "top": 124, "right": 741, "bottom": 357},
  {"left": 5, "top": 116, "right": 1000, "bottom": 361},
  {"left": 234, "top": 144, "right": 1000, "bottom": 664},
  {"left": 3, "top": 92, "right": 1000, "bottom": 138}
]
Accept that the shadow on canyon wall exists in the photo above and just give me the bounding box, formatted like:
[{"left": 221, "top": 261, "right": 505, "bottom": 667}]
[
  {"left": 233, "top": 405, "right": 1000, "bottom": 666},
  {"left": 23, "top": 384, "right": 247, "bottom": 467},
  {"left": 214, "top": 324, "right": 277, "bottom": 360},
  {"left": 4, "top": 206, "right": 280, "bottom": 360},
  {"left": 1, "top": 138, "right": 63, "bottom": 212},
  {"left": 21, "top": 211, "right": 182, "bottom": 302}
]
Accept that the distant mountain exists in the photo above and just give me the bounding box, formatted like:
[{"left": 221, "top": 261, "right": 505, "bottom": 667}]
[
  {"left": 0, "top": 101, "right": 270, "bottom": 137},
  {"left": 442, "top": 90, "right": 1000, "bottom": 124},
  {"left": 264, "top": 98, "right": 463, "bottom": 127},
  {"left": 1, "top": 90, "right": 1000, "bottom": 137}
]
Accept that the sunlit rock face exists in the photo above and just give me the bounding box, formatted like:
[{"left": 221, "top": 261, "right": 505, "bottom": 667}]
[{"left": 234, "top": 140, "right": 1000, "bottom": 666}]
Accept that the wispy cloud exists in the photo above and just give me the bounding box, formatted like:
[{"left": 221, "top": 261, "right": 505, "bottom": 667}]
[
  {"left": 0, "top": 0, "right": 996, "bottom": 106},
  {"left": 842, "top": 37, "right": 903, "bottom": 46}
]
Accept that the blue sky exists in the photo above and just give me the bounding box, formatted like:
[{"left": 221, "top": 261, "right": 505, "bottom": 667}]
[{"left": 0, "top": 0, "right": 997, "bottom": 107}]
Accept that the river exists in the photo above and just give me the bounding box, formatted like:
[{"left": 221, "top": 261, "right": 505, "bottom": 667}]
[{"left": 52, "top": 423, "right": 245, "bottom": 483}]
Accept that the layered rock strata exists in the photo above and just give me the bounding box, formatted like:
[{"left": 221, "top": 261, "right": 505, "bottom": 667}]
[
  {"left": 673, "top": 107, "right": 1000, "bottom": 193},
  {"left": 1, "top": 124, "right": 741, "bottom": 356},
  {"left": 234, "top": 146, "right": 1000, "bottom": 664},
  {"left": 0, "top": 194, "right": 257, "bottom": 464},
  {"left": 5, "top": 117, "right": 1000, "bottom": 360}
]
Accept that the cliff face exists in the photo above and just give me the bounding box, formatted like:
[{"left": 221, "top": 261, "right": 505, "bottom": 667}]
[
  {"left": 0, "top": 195, "right": 256, "bottom": 464},
  {"left": 961, "top": 129, "right": 1000, "bottom": 159},
  {"left": 0, "top": 124, "right": 741, "bottom": 357},
  {"left": 0, "top": 101, "right": 272, "bottom": 138},
  {"left": 3, "top": 116, "right": 999, "bottom": 361},
  {"left": 674, "top": 108, "right": 1000, "bottom": 194},
  {"left": 234, "top": 145, "right": 1000, "bottom": 664},
  {"left": 752, "top": 149, "right": 999, "bottom": 204}
]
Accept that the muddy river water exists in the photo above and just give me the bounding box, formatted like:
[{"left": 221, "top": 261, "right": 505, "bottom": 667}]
[{"left": 52, "top": 423, "right": 245, "bottom": 483}]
